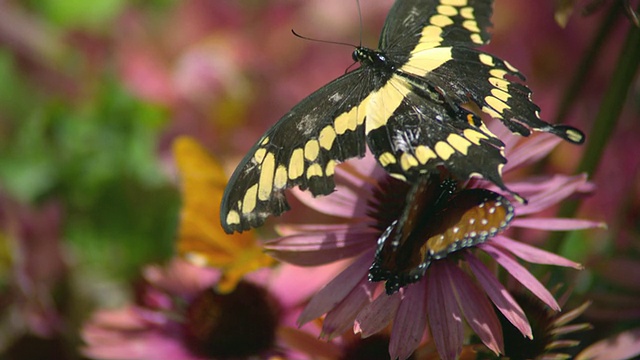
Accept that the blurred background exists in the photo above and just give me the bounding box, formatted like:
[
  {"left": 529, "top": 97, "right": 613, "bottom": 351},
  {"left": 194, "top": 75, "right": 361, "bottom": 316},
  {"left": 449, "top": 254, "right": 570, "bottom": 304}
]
[{"left": 0, "top": 0, "right": 638, "bottom": 358}]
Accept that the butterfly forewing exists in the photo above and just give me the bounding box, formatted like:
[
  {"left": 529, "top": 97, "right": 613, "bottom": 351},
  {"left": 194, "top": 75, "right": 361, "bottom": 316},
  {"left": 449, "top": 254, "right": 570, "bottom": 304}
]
[{"left": 221, "top": 69, "right": 380, "bottom": 233}]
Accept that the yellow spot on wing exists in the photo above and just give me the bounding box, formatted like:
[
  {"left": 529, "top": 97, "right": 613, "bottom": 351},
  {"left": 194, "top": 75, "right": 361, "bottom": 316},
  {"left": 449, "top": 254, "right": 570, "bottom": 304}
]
[
  {"left": 415, "top": 145, "right": 437, "bottom": 164},
  {"left": 366, "top": 75, "right": 412, "bottom": 133},
  {"left": 463, "top": 129, "right": 489, "bottom": 145},
  {"left": 261, "top": 137, "right": 269, "bottom": 145},
  {"left": 482, "top": 106, "right": 503, "bottom": 119},
  {"left": 437, "top": 5, "right": 458, "bottom": 16},
  {"left": 325, "top": 160, "right": 337, "bottom": 176},
  {"left": 413, "top": 26, "right": 444, "bottom": 51},
  {"left": 242, "top": 184, "right": 258, "bottom": 214},
  {"left": 306, "top": 163, "right": 323, "bottom": 178},
  {"left": 258, "top": 152, "right": 275, "bottom": 201},
  {"left": 447, "top": 133, "right": 473, "bottom": 155},
  {"left": 274, "top": 165, "right": 287, "bottom": 189},
  {"left": 304, "top": 140, "right": 320, "bottom": 161},
  {"left": 378, "top": 152, "right": 397, "bottom": 166},
  {"left": 390, "top": 173, "right": 407, "bottom": 181},
  {"left": 479, "top": 54, "right": 494, "bottom": 66},
  {"left": 254, "top": 148, "right": 267, "bottom": 163},
  {"left": 435, "top": 141, "right": 455, "bottom": 160},
  {"left": 226, "top": 210, "right": 240, "bottom": 225},
  {"left": 400, "top": 153, "right": 419, "bottom": 171},
  {"left": 288, "top": 149, "right": 304, "bottom": 179},
  {"left": 404, "top": 47, "right": 453, "bottom": 75},
  {"left": 463, "top": 20, "right": 480, "bottom": 32},
  {"left": 319, "top": 126, "right": 336, "bottom": 150},
  {"left": 430, "top": 14, "right": 454, "bottom": 27},
  {"left": 485, "top": 96, "right": 511, "bottom": 114},
  {"left": 470, "top": 33, "right": 483, "bottom": 44},
  {"left": 491, "top": 88, "right": 511, "bottom": 102},
  {"left": 334, "top": 100, "right": 367, "bottom": 135},
  {"left": 441, "top": 0, "right": 467, "bottom": 6},
  {"left": 490, "top": 69, "right": 508, "bottom": 78},
  {"left": 565, "top": 129, "right": 584, "bottom": 143},
  {"left": 489, "top": 77, "right": 510, "bottom": 90},
  {"left": 460, "top": 6, "right": 474, "bottom": 19}
]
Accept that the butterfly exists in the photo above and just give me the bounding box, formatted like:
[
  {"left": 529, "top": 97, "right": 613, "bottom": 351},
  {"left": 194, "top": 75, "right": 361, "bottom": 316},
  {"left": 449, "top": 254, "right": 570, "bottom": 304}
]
[
  {"left": 368, "top": 175, "right": 514, "bottom": 294},
  {"left": 221, "top": 0, "right": 584, "bottom": 233}
]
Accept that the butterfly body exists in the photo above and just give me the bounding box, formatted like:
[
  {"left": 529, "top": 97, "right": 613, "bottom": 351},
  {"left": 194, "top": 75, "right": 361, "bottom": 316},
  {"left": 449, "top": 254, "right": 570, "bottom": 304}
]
[
  {"left": 221, "top": 0, "right": 584, "bottom": 234},
  {"left": 369, "top": 176, "right": 514, "bottom": 294}
]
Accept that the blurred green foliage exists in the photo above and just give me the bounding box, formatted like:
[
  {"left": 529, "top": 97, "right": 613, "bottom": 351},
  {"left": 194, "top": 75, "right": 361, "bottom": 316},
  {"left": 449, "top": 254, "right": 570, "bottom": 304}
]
[{"left": 0, "top": 49, "right": 177, "bottom": 279}]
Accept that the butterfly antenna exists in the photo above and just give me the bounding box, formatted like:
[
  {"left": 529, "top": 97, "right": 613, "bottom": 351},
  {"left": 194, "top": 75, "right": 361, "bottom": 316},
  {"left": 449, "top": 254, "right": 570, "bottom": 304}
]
[
  {"left": 356, "top": 0, "right": 363, "bottom": 47},
  {"left": 290, "top": 29, "right": 357, "bottom": 48}
]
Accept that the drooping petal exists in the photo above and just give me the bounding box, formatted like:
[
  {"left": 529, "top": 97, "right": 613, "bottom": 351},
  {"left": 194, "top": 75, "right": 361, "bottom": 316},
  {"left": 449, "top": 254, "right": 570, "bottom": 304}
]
[
  {"left": 576, "top": 328, "right": 640, "bottom": 360},
  {"left": 427, "top": 262, "right": 464, "bottom": 360},
  {"left": 480, "top": 243, "right": 560, "bottom": 311},
  {"left": 390, "top": 280, "right": 429, "bottom": 360},
  {"left": 491, "top": 236, "right": 583, "bottom": 269},
  {"left": 465, "top": 253, "right": 532, "bottom": 338},
  {"left": 291, "top": 186, "right": 371, "bottom": 219},
  {"left": 446, "top": 263, "right": 504, "bottom": 355},
  {"left": 298, "top": 250, "right": 373, "bottom": 325},
  {"left": 354, "top": 290, "right": 401, "bottom": 337},
  {"left": 504, "top": 135, "right": 562, "bottom": 172},
  {"left": 265, "top": 227, "right": 377, "bottom": 266},
  {"left": 511, "top": 217, "right": 606, "bottom": 231},
  {"left": 321, "top": 277, "right": 377, "bottom": 339},
  {"left": 514, "top": 174, "right": 589, "bottom": 215}
]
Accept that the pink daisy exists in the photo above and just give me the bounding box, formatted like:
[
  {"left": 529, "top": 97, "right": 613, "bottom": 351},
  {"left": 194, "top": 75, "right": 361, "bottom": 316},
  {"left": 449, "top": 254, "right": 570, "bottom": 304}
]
[
  {"left": 81, "top": 258, "right": 344, "bottom": 360},
  {"left": 265, "top": 129, "right": 604, "bottom": 360}
]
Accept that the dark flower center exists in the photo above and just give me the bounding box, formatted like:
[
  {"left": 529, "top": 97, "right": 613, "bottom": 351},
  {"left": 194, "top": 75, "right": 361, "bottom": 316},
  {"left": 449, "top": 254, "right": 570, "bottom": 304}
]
[{"left": 185, "top": 281, "right": 281, "bottom": 359}]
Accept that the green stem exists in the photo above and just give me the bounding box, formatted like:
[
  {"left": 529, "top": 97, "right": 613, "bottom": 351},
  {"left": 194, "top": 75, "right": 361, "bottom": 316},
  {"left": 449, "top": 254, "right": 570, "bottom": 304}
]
[
  {"left": 547, "top": 14, "right": 640, "bottom": 253},
  {"left": 552, "top": 4, "right": 619, "bottom": 125}
]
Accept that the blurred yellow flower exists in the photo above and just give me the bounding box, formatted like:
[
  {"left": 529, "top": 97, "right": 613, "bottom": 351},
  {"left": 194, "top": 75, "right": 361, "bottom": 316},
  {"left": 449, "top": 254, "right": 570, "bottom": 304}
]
[{"left": 173, "top": 136, "right": 274, "bottom": 293}]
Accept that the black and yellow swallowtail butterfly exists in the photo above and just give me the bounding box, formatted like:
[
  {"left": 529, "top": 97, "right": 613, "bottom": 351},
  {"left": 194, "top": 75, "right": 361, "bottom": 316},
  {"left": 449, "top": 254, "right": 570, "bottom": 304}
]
[
  {"left": 221, "top": 0, "right": 584, "bottom": 234},
  {"left": 369, "top": 175, "right": 514, "bottom": 294}
]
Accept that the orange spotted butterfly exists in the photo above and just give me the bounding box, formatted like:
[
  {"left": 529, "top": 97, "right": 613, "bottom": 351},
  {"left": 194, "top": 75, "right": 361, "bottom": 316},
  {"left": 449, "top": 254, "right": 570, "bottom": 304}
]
[{"left": 369, "top": 175, "right": 514, "bottom": 294}]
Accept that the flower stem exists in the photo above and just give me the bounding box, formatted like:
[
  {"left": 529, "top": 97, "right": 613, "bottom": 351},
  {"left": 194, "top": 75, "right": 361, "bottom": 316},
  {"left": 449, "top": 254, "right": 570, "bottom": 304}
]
[{"left": 548, "top": 10, "right": 640, "bottom": 253}]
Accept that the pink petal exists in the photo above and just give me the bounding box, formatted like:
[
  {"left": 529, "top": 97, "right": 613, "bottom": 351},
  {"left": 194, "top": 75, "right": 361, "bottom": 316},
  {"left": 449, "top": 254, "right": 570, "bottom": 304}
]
[
  {"left": 511, "top": 217, "right": 606, "bottom": 231},
  {"left": 504, "top": 135, "right": 562, "bottom": 173},
  {"left": 390, "top": 280, "right": 429, "bottom": 360},
  {"left": 446, "top": 264, "right": 504, "bottom": 355},
  {"left": 354, "top": 290, "right": 401, "bottom": 337},
  {"left": 290, "top": 185, "right": 369, "bottom": 219},
  {"left": 513, "top": 174, "right": 589, "bottom": 215},
  {"left": 275, "top": 223, "right": 358, "bottom": 236},
  {"left": 265, "top": 228, "right": 377, "bottom": 266},
  {"left": 268, "top": 262, "right": 350, "bottom": 308},
  {"left": 321, "top": 277, "right": 377, "bottom": 339},
  {"left": 490, "top": 236, "right": 583, "bottom": 269},
  {"left": 427, "top": 262, "right": 464, "bottom": 360},
  {"left": 479, "top": 243, "right": 560, "bottom": 311},
  {"left": 465, "top": 253, "right": 532, "bottom": 338},
  {"left": 576, "top": 328, "right": 640, "bottom": 360},
  {"left": 298, "top": 250, "right": 373, "bottom": 325}
]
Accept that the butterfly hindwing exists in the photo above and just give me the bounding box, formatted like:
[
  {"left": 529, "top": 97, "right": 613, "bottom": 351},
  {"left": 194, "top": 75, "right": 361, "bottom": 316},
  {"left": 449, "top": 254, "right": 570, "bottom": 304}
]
[
  {"left": 366, "top": 87, "right": 510, "bottom": 192},
  {"left": 419, "top": 47, "right": 585, "bottom": 143},
  {"left": 369, "top": 176, "right": 514, "bottom": 294},
  {"left": 221, "top": 70, "right": 379, "bottom": 233}
]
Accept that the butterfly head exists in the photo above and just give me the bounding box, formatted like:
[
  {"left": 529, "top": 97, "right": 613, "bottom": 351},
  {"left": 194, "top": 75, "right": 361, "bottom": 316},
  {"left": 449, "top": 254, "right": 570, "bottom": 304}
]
[{"left": 352, "top": 47, "right": 391, "bottom": 70}]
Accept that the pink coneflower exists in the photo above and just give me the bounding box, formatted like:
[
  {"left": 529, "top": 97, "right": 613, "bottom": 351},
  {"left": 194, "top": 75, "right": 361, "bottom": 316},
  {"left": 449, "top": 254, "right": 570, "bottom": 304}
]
[
  {"left": 81, "top": 259, "right": 343, "bottom": 360},
  {"left": 265, "top": 130, "right": 604, "bottom": 360}
]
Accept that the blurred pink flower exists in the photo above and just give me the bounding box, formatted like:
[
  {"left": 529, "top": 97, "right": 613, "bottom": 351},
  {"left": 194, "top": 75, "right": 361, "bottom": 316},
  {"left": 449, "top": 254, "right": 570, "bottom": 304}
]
[
  {"left": 265, "top": 130, "right": 603, "bottom": 360},
  {"left": 0, "top": 196, "right": 66, "bottom": 348},
  {"left": 81, "top": 258, "right": 345, "bottom": 360}
]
